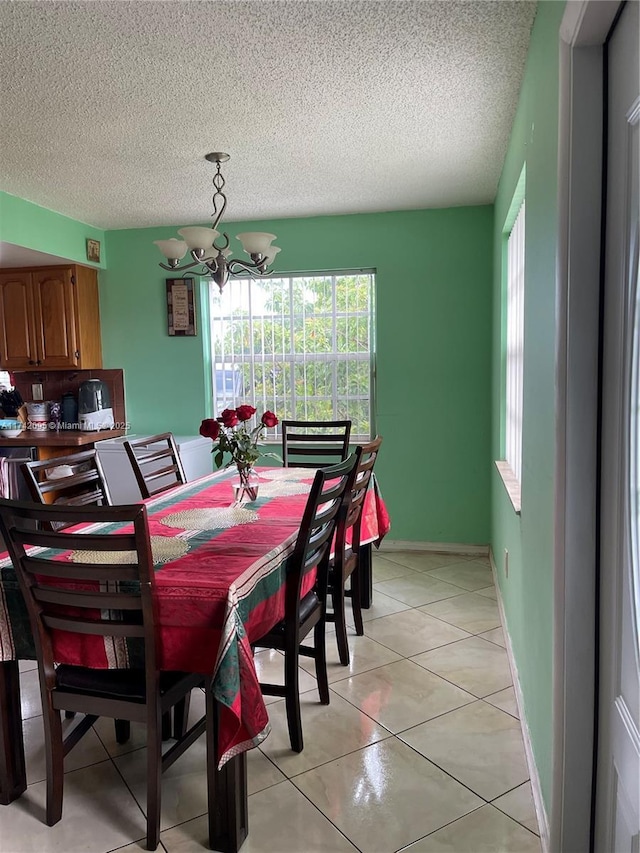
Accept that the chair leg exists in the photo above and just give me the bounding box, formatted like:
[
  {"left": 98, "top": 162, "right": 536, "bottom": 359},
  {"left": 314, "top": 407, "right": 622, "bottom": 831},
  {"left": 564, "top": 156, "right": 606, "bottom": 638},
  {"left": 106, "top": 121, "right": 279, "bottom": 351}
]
[
  {"left": 43, "top": 704, "right": 64, "bottom": 826},
  {"left": 172, "top": 692, "right": 191, "bottom": 739},
  {"left": 114, "top": 719, "right": 131, "bottom": 744},
  {"left": 332, "top": 583, "right": 350, "bottom": 666},
  {"left": 314, "top": 620, "right": 330, "bottom": 705},
  {"left": 284, "top": 642, "right": 303, "bottom": 753},
  {"left": 161, "top": 710, "right": 172, "bottom": 741},
  {"left": 350, "top": 566, "right": 365, "bottom": 637},
  {"left": 146, "top": 704, "right": 163, "bottom": 851}
]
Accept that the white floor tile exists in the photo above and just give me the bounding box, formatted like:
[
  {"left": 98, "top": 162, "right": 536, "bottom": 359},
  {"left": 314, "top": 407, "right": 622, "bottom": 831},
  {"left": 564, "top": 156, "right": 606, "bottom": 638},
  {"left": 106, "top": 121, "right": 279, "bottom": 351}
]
[
  {"left": 400, "top": 701, "right": 529, "bottom": 800},
  {"left": 19, "top": 668, "right": 42, "bottom": 720},
  {"left": 411, "top": 636, "right": 512, "bottom": 698},
  {"left": 402, "top": 803, "right": 541, "bottom": 851},
  {"left": 0, "top": 760, "right": 146, "bottom": 853},
  {"left": 331, "top": 658, "right": 475, "bottom": 733},
  {"left": 484, "top": 686, "right": 519, "bottom": 718},
  {"left": 161, "top": 780, "right": 359, "bottom": 852},
  {"left": 23, "top": 714, "right": 111, "bottom": 784},
  {"left": 294, "top": 738, "right": 483, "bottom": 853},
  {"left": 260, "top": 688, "right": 390, "bottom": 775},
  {"left": 493, "top": 781, "right": 540, "bottom": 834},
  {"left": 113, "top": 733, "right": 209, "bottom": 831}
]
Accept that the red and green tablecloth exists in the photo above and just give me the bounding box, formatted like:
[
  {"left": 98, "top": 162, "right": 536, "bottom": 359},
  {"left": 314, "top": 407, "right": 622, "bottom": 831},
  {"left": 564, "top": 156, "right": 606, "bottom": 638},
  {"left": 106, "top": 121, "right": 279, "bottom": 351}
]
[{"left": 0, "top": 467, "right": 390, "bottom": 766}]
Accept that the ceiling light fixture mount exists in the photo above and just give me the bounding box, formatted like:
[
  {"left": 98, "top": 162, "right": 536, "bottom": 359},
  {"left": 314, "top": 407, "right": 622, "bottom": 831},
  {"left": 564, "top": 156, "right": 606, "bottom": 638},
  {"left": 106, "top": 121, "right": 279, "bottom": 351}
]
[{"left": 154, "top": 152, "right": 280, "bottom": 293}]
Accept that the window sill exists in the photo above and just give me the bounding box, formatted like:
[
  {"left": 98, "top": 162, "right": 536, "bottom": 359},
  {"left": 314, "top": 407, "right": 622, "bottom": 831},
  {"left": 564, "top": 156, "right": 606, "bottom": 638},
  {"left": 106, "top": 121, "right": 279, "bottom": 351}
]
[{"left": 495, "top": 461, "right": 521, "bottom": 515}]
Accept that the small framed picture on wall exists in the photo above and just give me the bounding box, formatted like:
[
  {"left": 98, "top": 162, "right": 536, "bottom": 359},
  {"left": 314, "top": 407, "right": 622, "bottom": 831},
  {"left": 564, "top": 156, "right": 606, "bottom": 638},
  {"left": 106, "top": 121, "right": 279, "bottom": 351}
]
[
  {"left": 166, "top": 278, "right": 197, "bottom": 336},
  {"left": 86, "top": 239, "right": 101, "bottom": 263}
]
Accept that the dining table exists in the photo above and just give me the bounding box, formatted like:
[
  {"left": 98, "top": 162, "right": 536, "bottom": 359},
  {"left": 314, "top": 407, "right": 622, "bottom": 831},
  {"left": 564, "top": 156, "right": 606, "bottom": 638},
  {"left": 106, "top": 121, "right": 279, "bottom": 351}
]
[{"left": 0, "top": 465, "right": 390, "bottom": 851}]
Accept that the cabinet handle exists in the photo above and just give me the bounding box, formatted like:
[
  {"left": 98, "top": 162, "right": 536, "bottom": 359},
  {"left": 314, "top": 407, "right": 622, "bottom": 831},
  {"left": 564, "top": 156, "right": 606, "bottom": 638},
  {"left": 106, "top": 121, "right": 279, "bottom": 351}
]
[
  {"left": 28, "top": 360, "right": 36, "bottom": 365},
  {"left": 74, "top": 350, "right": 80, "bottom": 359}
]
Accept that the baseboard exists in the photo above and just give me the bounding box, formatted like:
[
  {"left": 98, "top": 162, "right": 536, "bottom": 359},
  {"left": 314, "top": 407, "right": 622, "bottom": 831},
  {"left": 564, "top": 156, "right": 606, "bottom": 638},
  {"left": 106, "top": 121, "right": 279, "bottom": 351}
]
[
  {"left": 489, "top": 548, "right": 551, "bottom": 852},
  {"left": 379, "top": 539, "right": 489, "bottom": 556}
]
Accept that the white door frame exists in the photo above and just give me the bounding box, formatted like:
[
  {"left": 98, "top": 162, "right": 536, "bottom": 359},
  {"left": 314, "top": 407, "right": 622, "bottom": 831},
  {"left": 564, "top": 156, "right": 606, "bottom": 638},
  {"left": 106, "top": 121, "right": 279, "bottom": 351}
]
[{"left": 553, "top": 2, "right": 622, "bottom": 851}]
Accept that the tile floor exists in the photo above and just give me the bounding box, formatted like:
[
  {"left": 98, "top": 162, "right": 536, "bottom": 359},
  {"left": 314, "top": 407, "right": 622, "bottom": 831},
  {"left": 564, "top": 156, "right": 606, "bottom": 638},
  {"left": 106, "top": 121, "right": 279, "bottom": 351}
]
[{"left": 1, "top": 550, "right": 542, "bottom": 852}]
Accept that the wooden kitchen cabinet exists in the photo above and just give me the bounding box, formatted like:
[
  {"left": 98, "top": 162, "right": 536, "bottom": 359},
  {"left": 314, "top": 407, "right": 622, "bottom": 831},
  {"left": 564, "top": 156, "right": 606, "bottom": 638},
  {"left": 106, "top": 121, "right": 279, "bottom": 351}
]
[{"left": 0, "top": 265, "right": 102, "bottom": 370}]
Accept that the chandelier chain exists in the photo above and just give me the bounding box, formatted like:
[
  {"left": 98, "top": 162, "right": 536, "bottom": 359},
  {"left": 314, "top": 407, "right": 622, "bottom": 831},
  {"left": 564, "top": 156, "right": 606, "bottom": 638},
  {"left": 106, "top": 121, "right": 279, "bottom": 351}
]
[{"left": 211, "top": 160, "right": 227, "bottom": 233}]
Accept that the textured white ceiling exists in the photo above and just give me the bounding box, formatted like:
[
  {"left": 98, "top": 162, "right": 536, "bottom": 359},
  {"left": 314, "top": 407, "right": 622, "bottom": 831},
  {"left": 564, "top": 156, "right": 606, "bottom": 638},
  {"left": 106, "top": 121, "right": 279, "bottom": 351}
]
[{"left": 0, "top": 0, "right": 536, "bottom": 230}]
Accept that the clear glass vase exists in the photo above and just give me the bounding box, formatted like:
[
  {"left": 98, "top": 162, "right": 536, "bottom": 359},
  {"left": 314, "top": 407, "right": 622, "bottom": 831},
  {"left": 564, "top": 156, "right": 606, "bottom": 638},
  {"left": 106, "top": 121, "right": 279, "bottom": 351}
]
[{"left": 234, "top": 465, "right": 259, "bottom": 503}]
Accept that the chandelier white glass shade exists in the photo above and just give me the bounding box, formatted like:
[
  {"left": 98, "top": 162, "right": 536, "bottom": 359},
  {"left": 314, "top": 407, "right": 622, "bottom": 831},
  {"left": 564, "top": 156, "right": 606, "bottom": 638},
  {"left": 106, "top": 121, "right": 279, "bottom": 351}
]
[{"left": 154, "top": 153, "right": 280, "bottom": 293}]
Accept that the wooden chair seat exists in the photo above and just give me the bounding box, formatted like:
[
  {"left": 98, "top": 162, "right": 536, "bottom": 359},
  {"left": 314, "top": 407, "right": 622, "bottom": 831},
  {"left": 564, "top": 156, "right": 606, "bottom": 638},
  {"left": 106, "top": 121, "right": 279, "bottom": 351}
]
[{"left": 54, "top": 666, "right": 192, "bottom": 702}]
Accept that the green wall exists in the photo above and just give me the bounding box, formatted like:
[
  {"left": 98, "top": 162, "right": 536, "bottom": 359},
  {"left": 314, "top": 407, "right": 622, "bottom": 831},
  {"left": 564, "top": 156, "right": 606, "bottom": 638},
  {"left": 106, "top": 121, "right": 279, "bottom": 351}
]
[
  {"left": 102, "top": 207, "right": 493, "bottom": 544},
  {"left": 0, "top": 192, "right": 105, "bottom": 268},
  {"left": 491, "top": 0, "right": 565, "bottom": 813}
]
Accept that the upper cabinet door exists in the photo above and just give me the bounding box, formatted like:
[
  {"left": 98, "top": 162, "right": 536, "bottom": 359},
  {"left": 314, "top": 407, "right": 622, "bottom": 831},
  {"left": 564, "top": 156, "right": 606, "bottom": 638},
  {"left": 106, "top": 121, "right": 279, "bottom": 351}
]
[
  {"left": 31, "top": 268, "right": 78, "bottom": 368},
  {"left": 0, "top": 271, "right": 39, "bottom": 369}
]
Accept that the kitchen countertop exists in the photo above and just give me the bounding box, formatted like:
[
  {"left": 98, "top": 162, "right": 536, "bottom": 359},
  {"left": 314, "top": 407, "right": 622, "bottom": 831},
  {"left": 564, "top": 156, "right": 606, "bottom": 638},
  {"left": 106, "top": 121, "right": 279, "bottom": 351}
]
[{"left": 0, "top": 428, "right": 127, "bottom": 447}]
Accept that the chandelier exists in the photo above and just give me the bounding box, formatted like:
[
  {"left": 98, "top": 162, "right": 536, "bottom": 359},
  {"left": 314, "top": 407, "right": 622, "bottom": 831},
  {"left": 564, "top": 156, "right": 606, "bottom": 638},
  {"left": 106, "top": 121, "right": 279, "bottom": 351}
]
[{"left": 154, "top": 152, "right": 280, "bottom": 293}]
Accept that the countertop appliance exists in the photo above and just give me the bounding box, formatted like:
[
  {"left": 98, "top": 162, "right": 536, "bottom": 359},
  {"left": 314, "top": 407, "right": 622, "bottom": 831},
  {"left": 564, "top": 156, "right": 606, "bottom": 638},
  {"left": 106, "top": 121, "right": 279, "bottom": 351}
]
[
  {"left": 96, "top": 435, "right": 213, "bottom": 503},
  {"left": 61, "top": 392, "right": 78, "bottom": 428},
  {"left": 78, "top": 379, "right": 114, "bottom": 432}
]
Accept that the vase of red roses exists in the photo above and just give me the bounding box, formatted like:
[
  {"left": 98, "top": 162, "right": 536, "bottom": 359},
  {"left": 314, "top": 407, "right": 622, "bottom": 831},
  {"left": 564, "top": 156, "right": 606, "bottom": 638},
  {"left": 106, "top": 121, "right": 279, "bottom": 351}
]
[{"left": 199, "top": 405, "right": 279, "bottom": 502}]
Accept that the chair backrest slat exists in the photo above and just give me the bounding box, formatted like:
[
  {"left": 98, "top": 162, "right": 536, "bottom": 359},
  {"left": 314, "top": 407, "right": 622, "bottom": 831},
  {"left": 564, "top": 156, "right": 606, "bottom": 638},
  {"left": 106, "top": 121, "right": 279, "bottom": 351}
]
[
  {"left": 42, "top": 614, "right": 146, "bottom": 637},
  {"left": 28, "top": 470, "right": 105, "bottom": 497},
  {"left": 282, "top": 420, "right": 351, "bottom": 469},
  {"left": 33, "top": 586, "right": 143, "bottom": 610},
  {"left": 141, "top": 464, "right": 184, "bottom": 484},
  {"left": 14, "top": 526, "right": 138, "bottom": 552},
  {"left": 22, "top": 557, "right": 141, "bottom": 581},
  {"left": 123, "top": 433, "right": 186, "bottom": 499}
]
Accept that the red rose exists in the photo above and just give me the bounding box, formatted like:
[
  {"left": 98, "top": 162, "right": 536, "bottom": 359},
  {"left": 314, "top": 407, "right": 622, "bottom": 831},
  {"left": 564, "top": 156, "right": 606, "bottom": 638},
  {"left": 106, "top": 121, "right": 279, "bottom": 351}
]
[
  {"left": 199, "top": 418, "right": 220, "bottom": 440},
  {"left": 261, "top": 410, "right": 278, "bottom": 428},
  {"left": 236, "top": 404, "right": 257, "bottom": 422},
  {"left": 220, "top": 408, "right": 239, "bottom": 428}
]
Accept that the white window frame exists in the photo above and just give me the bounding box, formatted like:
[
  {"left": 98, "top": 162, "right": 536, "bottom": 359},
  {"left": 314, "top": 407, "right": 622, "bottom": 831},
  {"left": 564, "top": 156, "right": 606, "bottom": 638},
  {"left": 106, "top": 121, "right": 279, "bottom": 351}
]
[
  {"left": 496, "top": 172, "right": 526, "bottom": 513},
  {"left": 506, "top": 200, "right": 525, "bottom": 483},
  {"left": 206, "top": 271, "right": 375, "bottom": 442}
]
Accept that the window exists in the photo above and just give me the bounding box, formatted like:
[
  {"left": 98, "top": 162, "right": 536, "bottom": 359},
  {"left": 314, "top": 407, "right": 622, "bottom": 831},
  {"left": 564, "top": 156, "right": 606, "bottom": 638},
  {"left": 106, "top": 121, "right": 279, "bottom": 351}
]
[
  {"left": 505, "top": 200, "right": 525, "bottom": 486},
  {"left": 496, "top": 191, "right": 526, "bottom": 513},
  {"left": 496, "top": 166, "right": 526, "bottom": 511},
  {"left": 207, "top": 272, "right": 375, "bottom": 441}
]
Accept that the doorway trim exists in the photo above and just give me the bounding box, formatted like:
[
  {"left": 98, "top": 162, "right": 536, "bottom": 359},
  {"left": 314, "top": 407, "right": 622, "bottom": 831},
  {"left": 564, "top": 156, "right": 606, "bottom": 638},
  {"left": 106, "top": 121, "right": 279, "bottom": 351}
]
[{"left": 553, "top": 2, "right": 622, "bottom": 851}]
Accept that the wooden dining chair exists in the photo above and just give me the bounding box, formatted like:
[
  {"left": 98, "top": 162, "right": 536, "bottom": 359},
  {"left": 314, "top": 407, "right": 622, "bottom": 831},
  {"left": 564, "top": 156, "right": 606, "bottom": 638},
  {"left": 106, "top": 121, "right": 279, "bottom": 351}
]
[
  {"left": 123, "top": 432, "right": 186, "bottom": 499},
  {"left": 21, "top": 449, "right": 112, "bottom": 528},
  {"left": 21, "top": 451, "right": 178, "bottom": 738},
  {"left": 281, "top": 419, "right": 351, "bottom": 468},
  {"left": 328, "top": 436, "right": 383, "bottom": 665},
  {"left": 253, "top": 453, "right": 358, "bottom": 752},
  {"left": 0, "top": 500, "right": 206, "bottom": 851}
]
